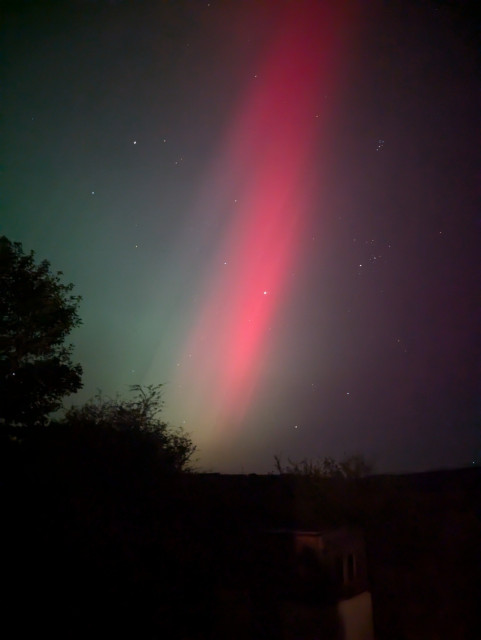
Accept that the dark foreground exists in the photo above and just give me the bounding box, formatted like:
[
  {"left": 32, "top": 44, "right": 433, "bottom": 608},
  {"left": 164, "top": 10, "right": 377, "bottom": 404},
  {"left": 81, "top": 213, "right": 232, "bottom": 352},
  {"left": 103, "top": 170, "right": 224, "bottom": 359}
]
[{"left": 3, "top": 435, "right": 480, "bottom": 638}]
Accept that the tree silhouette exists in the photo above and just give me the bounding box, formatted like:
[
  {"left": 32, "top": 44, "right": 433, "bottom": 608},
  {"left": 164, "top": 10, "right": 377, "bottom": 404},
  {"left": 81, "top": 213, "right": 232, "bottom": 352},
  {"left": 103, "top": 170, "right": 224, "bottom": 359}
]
[
  {"left": 64, "top": 384, "right": 196, "bottom": 473},
  {"left": 0, "top": 236, "right": 82, "bottom": 427}
]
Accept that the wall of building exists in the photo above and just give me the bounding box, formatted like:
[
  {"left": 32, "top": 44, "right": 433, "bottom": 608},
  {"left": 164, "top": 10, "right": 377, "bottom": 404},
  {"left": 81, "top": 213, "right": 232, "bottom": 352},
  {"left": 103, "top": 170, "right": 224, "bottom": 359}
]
[{"left": 338, "top": 591, "right": 375, "bottom": 640}]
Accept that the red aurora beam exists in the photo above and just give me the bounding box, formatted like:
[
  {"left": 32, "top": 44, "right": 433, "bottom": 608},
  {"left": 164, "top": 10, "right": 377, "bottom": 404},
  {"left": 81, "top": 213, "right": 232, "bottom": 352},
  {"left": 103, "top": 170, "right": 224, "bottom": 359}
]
[{"left": 175, "top": 3, "right": 342, "bottom": 434}]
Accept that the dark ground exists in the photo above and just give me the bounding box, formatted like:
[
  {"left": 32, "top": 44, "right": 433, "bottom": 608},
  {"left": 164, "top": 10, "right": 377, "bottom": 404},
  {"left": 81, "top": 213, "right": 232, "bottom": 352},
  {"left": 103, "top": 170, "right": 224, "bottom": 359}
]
[{"left": 3, "top": 432, "right": 480, "bottom": 638}]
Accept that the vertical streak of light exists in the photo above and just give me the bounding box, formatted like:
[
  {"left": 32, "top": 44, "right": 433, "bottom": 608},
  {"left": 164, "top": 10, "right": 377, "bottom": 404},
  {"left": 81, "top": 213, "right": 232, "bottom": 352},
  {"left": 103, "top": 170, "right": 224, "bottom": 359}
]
[{"left": 168, "top": 3, "right": 344, "bottom": 441}]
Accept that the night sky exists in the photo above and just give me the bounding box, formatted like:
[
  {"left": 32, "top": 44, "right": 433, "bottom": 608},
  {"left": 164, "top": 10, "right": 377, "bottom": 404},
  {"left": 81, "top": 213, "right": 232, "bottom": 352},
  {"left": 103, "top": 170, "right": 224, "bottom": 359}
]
[{"left": 2, "top": 0, "right": 479, "bottom": 473}]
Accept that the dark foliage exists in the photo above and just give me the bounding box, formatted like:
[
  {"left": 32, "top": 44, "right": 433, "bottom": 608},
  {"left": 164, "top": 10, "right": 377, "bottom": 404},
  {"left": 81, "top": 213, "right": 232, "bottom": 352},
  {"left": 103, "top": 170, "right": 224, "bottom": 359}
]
[
  {"left": 63, "top": 383, "right": 196, "bottom": 473},
  {"left": 2, "top": 385, "right": 198, "bottom": 638},
  {"left": 274, "top": 453, "right": 374, "bottom": 479},
  {"left": 0, "top": 236, "right": 82, "bottom": 426}
]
